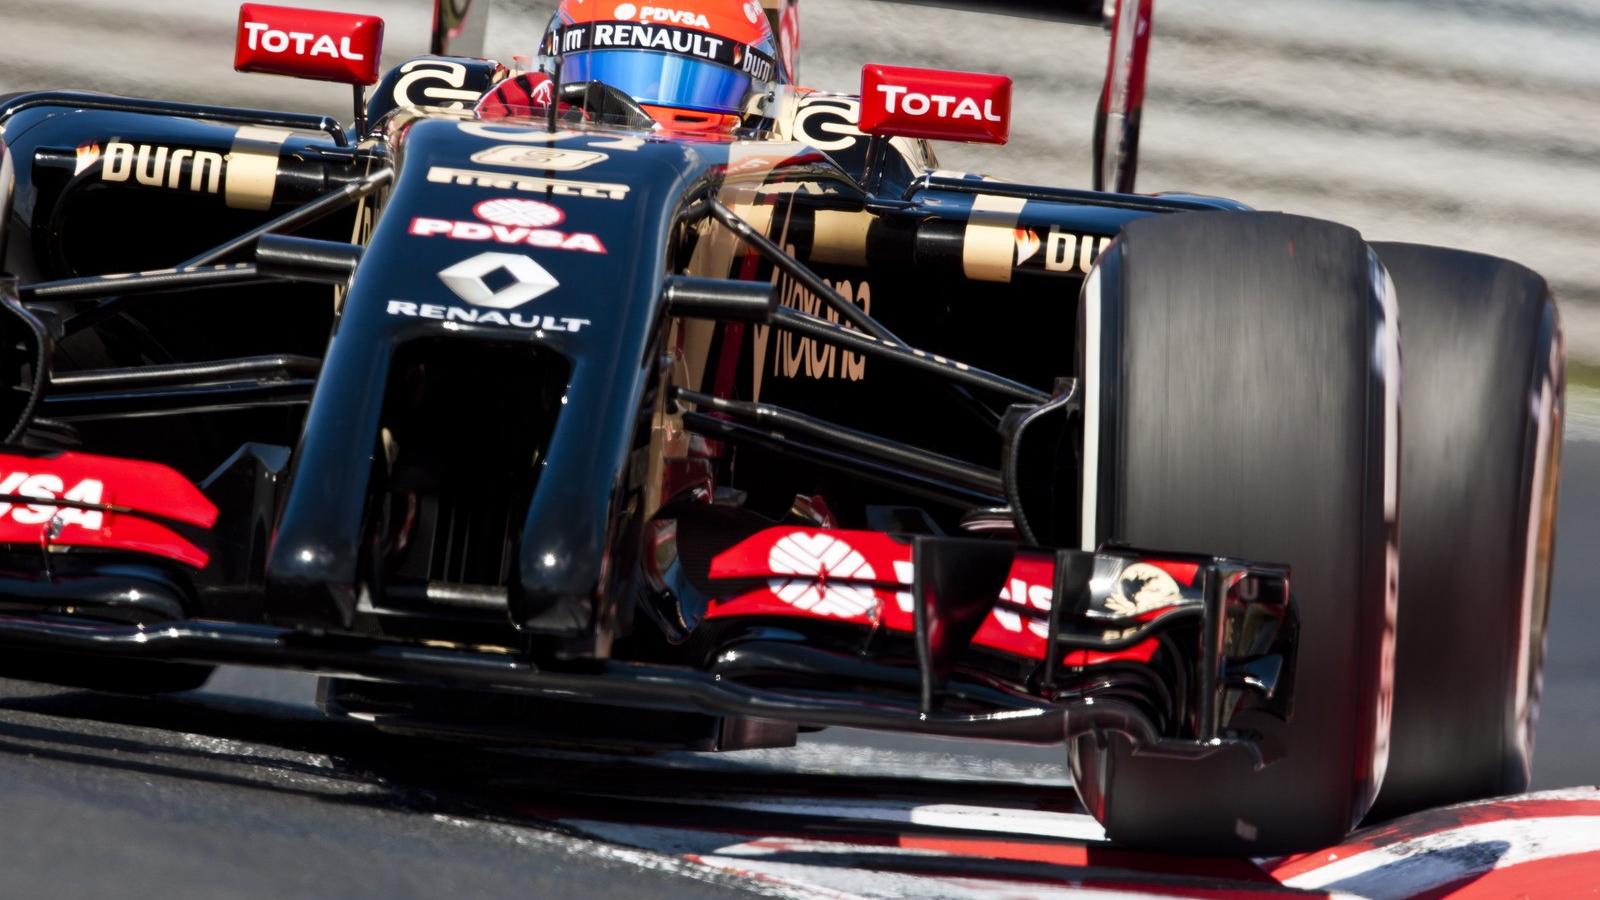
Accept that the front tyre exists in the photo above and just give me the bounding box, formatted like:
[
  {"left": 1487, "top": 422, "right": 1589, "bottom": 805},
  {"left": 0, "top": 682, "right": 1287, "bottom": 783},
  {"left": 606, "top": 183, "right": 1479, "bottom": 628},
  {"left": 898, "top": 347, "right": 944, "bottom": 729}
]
[
  {"left": 1069, "top": 211, "right": 1399, "bottom": 854},
  {"left": 1365, "top": 243, "right": 1563, "bottom": 821}
]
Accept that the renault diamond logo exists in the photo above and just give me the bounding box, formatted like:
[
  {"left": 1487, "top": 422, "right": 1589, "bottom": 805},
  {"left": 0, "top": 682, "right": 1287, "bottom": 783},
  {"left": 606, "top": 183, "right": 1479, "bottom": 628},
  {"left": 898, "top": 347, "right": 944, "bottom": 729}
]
[{"left": 438, "top": 252, "right": 560, "bottom": 309}]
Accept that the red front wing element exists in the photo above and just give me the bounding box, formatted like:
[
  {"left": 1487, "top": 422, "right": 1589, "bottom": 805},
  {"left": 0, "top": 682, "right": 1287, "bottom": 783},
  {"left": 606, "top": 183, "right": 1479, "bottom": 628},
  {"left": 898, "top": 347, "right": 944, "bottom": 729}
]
[
  {"left": 707, "top": 527, "right": 1198, "bottom": 666},
  {"left": 0, "top": 451, "right": 217, "bottom": 568},
  {"left": 858, "top": 64, "right": 1012, "bottom": 145},
  {"left": 234, "top": 3, "right": 385, "bottom": 86}
]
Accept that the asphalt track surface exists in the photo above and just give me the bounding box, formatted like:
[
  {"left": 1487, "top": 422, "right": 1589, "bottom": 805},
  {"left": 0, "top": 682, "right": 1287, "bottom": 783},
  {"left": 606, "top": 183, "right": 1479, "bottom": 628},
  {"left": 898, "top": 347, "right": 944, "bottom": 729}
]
[{"left": 1, "top": 0, "right": 1599, "bottom": 896}]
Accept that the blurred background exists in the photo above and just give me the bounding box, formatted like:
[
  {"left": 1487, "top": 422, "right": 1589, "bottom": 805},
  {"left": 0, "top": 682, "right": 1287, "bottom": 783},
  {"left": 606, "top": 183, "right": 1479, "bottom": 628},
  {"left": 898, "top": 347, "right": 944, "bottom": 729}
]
[{"left": 0, "top": 0, "right": 1596, "bottom": 786}]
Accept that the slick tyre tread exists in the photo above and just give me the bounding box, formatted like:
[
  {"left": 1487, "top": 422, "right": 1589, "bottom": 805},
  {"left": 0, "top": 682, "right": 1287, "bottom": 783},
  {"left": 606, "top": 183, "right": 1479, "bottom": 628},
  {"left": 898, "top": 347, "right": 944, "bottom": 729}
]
[
  {"left": 1366, "top": 242, "right": 1563, "bottom": 821},
  {"left": 1070, "top": 211, "right": 1396, "bottom": 854}
]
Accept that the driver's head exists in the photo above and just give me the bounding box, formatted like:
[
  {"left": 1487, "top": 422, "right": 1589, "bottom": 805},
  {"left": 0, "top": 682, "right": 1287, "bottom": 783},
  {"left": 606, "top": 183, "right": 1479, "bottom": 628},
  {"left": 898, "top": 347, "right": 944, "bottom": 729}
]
[{"left": 545, "top": 1, "right": 781, "bottom": 132}]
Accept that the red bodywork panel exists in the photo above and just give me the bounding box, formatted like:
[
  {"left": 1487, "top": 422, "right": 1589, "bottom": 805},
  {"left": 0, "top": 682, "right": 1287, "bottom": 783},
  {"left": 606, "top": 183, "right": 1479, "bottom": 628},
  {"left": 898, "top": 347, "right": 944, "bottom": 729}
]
[
  {"left": 234, "top": 4, "right": 385, "bottom": 86},
  {"left": 707, "top": 526, "right": 1193, "bottom": 666},
  {"left": 858, "top": 64, "right": 1012, "bottom": 145},
  {"left": 0, "top": 450, "right": 217, "bottom": 568}
]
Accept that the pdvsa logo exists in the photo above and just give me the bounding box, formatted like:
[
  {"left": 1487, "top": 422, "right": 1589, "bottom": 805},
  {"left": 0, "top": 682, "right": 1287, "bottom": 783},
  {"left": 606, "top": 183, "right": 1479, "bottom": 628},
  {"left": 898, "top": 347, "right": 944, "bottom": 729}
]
[
  {"left": 993, "top": 575, "right": 1053, "bottom": 638},
  {"left": 613, "top": 3, "right": 710, "bottom": 28},
  {"left": 0, "top": 473, "right": 105, "bottom": 529},
  {"left": 408, "top": 197, "right": 606, "bottom": 254}
]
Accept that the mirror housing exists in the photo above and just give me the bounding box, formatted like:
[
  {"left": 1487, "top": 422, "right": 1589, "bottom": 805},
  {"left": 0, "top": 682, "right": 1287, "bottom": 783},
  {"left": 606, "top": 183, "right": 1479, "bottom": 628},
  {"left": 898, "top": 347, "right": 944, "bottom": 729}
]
[
  {"left": 858, "top": 64, "right": 1012, "bottom": 145},
  {"left": 234, "top": 4, "right": 385, "bottom": 86}
]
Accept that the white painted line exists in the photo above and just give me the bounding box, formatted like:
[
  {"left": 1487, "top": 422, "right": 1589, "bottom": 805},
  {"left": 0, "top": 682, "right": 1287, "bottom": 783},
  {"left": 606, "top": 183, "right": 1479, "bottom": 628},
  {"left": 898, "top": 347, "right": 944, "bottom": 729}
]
[
  {"left": 429, "top": 814, "right": 821, "bottom": 900},
  {"left": 586, "top": 795, "right": 1107, "bottom": 843},
  {"left": 567, "top": 820, "right": 1147, "bottom": 900},
  {"left": 692, "top": 856, "right": 1163, "bottom": 900}
]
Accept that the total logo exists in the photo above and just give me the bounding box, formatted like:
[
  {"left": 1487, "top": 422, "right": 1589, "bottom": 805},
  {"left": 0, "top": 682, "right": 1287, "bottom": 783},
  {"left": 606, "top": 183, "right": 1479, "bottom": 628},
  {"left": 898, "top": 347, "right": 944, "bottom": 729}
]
[
  {"left": 408, "top": 198, "right": 607, "bottom": 254},
  {"left": 858, "top": 65, "right": 1012, "bottom": 145},
  {"left": 241, "top": 22, "right": 367, "bottom": 60},
  {"left": 613, "top": 4, "right": 711, "bottom": 29},
  {"left": 0, "top": 473, "right": 105, "bottom": 529},
  {"left": 234, "top": 4, "right": 384, "bottom": 86},
  {"left": 874, "top": 84, "right": 1002, "bottom": 123},
  {"left": 386, "top": 251, "right": 592, "bottom": 333}
]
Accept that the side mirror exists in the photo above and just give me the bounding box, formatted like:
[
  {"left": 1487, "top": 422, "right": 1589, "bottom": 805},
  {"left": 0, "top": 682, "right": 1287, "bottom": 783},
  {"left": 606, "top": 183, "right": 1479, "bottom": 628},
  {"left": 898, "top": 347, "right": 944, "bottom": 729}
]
[
  {"left": 234, "top": 4, "right": 385, "bottom": 86},
  {"left": 858, "top": 64, "right": 1012, "bottom": 145}
]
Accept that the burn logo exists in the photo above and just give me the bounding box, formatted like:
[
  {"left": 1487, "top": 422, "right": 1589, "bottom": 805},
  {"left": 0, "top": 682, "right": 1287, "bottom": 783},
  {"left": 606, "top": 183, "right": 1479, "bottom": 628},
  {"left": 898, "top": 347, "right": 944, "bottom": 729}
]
[
  {"left": 100, "top": 142, "right": 223, "bottom": 195},
  {"left": 1013, "top": 225, "right": 1111, "bottom": 276}
]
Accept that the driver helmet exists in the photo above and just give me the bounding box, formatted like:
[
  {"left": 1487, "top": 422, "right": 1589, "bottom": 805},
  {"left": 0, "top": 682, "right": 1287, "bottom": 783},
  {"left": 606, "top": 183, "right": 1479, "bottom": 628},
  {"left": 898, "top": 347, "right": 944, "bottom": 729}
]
[{"left": 543, "top": 0, "right": 782, "bottom": 132}]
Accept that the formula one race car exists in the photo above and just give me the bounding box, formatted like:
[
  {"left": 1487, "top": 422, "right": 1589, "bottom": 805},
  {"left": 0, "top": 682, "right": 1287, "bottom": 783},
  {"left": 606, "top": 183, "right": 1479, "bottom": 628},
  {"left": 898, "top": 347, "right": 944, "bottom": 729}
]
[{"left": 0, "top": 0, "right": 1564, "bottom": 853}]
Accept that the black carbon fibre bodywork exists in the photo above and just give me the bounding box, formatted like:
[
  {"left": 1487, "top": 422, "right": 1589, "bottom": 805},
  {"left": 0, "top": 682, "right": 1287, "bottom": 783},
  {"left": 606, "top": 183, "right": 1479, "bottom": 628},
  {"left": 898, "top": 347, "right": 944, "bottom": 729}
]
[
  {"left": 0, "top": 0, "right": 1569, "bottom": 853},
  {"left": 0, "top": 68, "right": 1312, "bottom": 850},
  {"left": 0, "top": 85, "right": 1256, "bottom": 637}
]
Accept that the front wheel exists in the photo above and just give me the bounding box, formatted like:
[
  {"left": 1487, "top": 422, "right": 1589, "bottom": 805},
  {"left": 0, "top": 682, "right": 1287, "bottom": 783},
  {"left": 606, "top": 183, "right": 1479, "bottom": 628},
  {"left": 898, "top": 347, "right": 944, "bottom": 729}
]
[
  {"left": 1068, "top": 211, "right": 1399, "bottom": 854},
  {"left": 1365, "top": 242, "right": 1563, "bottom": 821}
]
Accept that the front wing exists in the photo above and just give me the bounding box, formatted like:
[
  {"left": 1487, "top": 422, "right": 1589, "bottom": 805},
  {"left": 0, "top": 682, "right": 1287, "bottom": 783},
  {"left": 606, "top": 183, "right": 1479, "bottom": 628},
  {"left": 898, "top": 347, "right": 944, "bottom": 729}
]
[{"left": 0, "top": 446, "right": 1293, "bottom": 763}]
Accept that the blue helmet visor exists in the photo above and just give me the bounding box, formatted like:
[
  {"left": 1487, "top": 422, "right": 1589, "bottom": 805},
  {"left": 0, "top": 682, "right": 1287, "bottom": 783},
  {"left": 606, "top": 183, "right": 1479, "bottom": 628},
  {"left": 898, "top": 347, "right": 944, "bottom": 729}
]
[{"left": 562, "top": 49, "right": 754, "bottom": 115}]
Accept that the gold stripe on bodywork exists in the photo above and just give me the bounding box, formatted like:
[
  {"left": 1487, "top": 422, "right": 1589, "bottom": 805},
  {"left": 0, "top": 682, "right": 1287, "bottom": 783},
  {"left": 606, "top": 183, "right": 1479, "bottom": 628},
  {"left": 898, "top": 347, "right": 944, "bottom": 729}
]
[
  {"left": 225, "top": 126, "right": 291, "bottom": 211},
  {"left": 810, "top": 210, "right": 872, "bottom": 267},
  {"left": 962, "top": 194, "right": 1027, "bottom": 283},
  {"left": 730, "top": 201, "right": 776, "bottom": 239}
]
